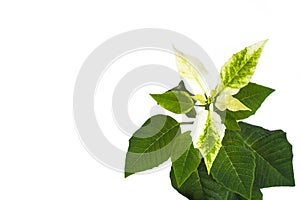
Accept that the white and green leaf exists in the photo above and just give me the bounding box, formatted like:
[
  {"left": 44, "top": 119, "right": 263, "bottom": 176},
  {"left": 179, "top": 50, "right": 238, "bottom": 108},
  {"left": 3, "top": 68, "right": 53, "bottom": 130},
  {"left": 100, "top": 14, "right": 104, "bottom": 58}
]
[
  {"left": 220, "top": 40, "right": 267, "bottom": 90},
  {"left": 191, "top": 110, "right": 225, "bottom": 174},
  {"left": 174, "top": 47, "right": 209, "bottom": 95}
]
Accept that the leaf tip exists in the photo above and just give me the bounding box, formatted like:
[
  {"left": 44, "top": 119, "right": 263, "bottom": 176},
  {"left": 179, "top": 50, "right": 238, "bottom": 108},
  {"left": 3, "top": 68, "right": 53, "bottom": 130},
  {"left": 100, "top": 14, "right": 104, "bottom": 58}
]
[
  {"left": 257, "top": 39, "right": 268, "bottom": 49},
  {"left": 125, "top": 172, "right": 133, "bottom": 178},
  {"left": 149, "top": 93, "right": 157, "bottom": 100}
]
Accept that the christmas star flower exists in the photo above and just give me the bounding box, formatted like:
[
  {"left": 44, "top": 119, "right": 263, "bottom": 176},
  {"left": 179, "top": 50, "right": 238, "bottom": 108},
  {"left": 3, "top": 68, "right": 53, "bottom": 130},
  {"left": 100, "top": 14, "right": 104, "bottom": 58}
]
[{"left": 174, "top": 40, "right": 267, "bottom": 173}]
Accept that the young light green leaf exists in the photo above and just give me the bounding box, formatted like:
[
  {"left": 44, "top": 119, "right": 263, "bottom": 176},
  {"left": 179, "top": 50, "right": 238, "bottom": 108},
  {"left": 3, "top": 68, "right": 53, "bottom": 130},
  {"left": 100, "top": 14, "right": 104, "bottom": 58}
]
[
  {"left": 170, "top": 81, "right": 197, "bottom": 118},
  {"left": 171, "top": 132, "right": 201, "bottom": 187},
  {"left": 125, "top": 115, "right": 180, "bottom": 177},
  {"left": 150, "top": 91, "right": 194, "bottom": 114},
  {"left": 220, "top": 40, "right": 267, "bottom": 89},
  {"left": 238, "top": 122, "right": 295, "bottom": 188},
  {"left": 192, "top": 110, "right": 225, "bottom": 174},
  {"left": 228, "top": 82, "right": 274, "bottom": 119},
  {"left": 192, "top": 94, "right": 206, "bottom": 104},
  {"left": 174, "top": 47, "right": 209, "bottom": 95},
  {"left": 211, "top": 133, "right": 256, "bottom": 199},
  {"left": 215, "top": 93, "right": 251, "bottom": 112}
]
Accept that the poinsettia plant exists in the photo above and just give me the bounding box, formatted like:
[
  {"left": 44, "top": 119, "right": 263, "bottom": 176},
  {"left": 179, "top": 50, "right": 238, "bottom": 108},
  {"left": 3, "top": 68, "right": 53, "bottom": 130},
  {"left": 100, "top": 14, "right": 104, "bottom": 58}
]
[{"left": 124, "top": 40, "right": 295, "bottom": 200}]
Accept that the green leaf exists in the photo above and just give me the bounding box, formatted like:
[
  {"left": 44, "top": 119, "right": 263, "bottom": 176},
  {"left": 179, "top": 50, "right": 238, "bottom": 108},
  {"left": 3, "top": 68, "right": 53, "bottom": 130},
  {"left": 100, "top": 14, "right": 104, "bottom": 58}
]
[
  {"left": 228, "top": 82, "right": 274, "bottom": 119},
  {"left": 150, "top": 91, "right": 194, "bottom": 114},
  {"left": 171, "top": 132, "right": 201, "bottom": 187},
  {"left": 211, "top": 132, "right": 256, "bottom": 199},
  {"left": 124, "top": 115, "right": 180, "bottom": 177},
  {"left": 238, "top": 122, "right": 295, "bottom": 188},
  {"left": 250, "top": 188, "right": 263, "bottom": 200},
  {"left": 171, "top": 131, "right": 193, "bottom": 161},
  {"left": 170, "top": 161, "right": 235, "bottom": 200},
  {"left": 170, "top": 80, "right": 193, "bottom": 95},
  {"left": 170, "top": 168, "right": 204, "bottom": 200},
  {"left": 224, "top": 111, "right": 240, "bottom": 131},
  {"left": 220, "top": 40, "right": 267, "bottom": 89},
  {"left": 194, "top": 110, "right": 225, "bottom": 174},
  {"left": 229, "top": 187, "right": 262, "bottom": 200},
  {"left": 185, "top": 108, "right": 197, "bottom": 118},
  {"left": 170, "top": 81, "right": 197, "bottom": 118},
  {"left": 248, "top": 188, "right": 263, "bottom": 200},
  {"left": 198, "top": 162, "right": 237, "bottom": 200},
  {"left": 171, "top": 161, "right": 262, "bottom": 200}
]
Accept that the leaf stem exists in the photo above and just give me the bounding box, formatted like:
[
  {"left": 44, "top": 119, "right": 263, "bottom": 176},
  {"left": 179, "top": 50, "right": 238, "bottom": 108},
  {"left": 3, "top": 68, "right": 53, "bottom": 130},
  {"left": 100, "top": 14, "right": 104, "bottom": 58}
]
[
  {"left": 195, "top": 104, "right": 206, "bottom": 107},
  {"left": 180, "top": 121, "right": 194, "bottom": 125}
]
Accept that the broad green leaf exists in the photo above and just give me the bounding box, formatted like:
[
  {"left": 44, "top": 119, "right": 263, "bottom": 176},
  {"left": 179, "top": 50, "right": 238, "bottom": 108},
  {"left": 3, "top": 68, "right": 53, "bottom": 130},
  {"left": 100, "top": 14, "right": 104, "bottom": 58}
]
[
  {"left": 220, "top": 40, "right": 267, "bottom": 89},
  {"left": 171, "top": 131, "right": 193, "bottom": 161},
  {"left": 171, "top": 161, "right": 262, "bottom": 200},
  {"left": 150, "top": 91, "right": 194, "bottom": 114},
  {"left": 170, "top": 81, "right": 197, "bottom": 118},
  {"left": 198, "top": 162, "right": 242, "bottom": 200},
  {"left": 224, "top": 111, "right": 241, "bottom": 131},
  {"left": 193, "top": 110, "right": 225, "bottom": 174},
  {"left": 238, "top": 122, "right": 295, "bottom": 188},
  {"left": 228, "top": 82, "right": 274, "bottom": 119},
  {"left": 170, "top": 162, "right": 234, "bottom": 200},
  {"left": 174, "top": 47, "right": 209, "bottom": 95},
  {"left": 171, "top": 132, "right": 201, "bottom": 187},
  {"left": 237, "top": 188, "right": 263, "bottom": 200},
  {"left": 124, "top": 115, "right": 180, "bottom": 177},
  {"left": 229, "top": 187, "right": 262, "bottom": 200},
  {"left": 215, "top": 93, "right": 251, "bottom": 112},
  {"left": 170, "top": 168, "right": 204, "bottom": 200},
  {"left": 249, "top": 188, "right": 263, "bottom": 200},
  {"left": 211, "top": 132, "right": 256, "bottom": 199}
]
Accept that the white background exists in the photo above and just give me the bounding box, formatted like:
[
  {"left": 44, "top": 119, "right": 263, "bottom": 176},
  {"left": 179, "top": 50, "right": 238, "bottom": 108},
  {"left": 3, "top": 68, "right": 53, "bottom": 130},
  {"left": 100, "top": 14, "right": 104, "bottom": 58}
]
[{"left": 1, "top": 0, "right": 299, "bottom": 199}]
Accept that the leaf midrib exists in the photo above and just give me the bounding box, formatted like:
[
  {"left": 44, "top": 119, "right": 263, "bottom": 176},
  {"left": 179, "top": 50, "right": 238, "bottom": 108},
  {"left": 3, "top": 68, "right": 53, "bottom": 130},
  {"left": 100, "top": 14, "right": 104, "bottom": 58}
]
[
  {"left": 176, "top": 148, "right": 190, "bottom": 186},
  {"left": 222, "top": 147, "right": 249, "bottom": 197},
  {"left": 242, "top": 133, "right": 292, "bottom": 184}
]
